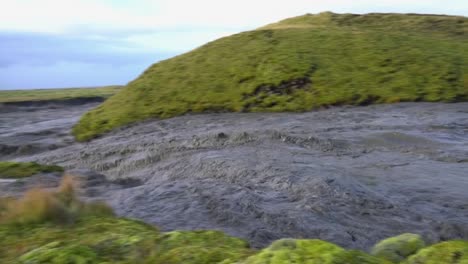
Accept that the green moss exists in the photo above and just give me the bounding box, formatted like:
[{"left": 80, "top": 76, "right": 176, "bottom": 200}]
[
  {"left": 242, "top": 239, "right": 343, "bottom": 264},
  {"left": 159, "top": 230, "right": 249, "bottom": 249},
  {"left": 404, "top": 240, "right": 468, "bottom": 264},
  {"left": 241, "top": 239, "right": 389, "bottom": 264},
  {"left": 332, "top": 250, "right": 393, "bottom": 264},
  {"left": 18, "top": 241, "right": 99, "bottom": 264},
  {"left": 156, "top": 231, "right": 252, "bottom": 264},
  {"left": 0, "top": 161, "right": 63, "bottom": 179},
  {"left": 371, "top": 233, "right": 426, "bottom": 262},
  {"left": 0, "top": 218, "right": 253, "bottom": 264},
  {"left": 73, "top": 12, "right": 468, "bottom": 141},
  {"left": 0, "top": 217, "right": 160, "bottom": 263}
]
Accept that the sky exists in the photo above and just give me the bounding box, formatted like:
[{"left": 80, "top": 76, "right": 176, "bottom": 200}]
[{"left": 0, "top": 0, "right": 467, "bottom": 90}]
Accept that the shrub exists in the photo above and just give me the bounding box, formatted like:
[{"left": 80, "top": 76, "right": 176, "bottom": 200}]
[{"left": 1, "top": 188, "right": 68, "bottom": 225}]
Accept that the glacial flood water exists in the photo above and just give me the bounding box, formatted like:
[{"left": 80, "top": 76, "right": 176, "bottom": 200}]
[{"left": 1, "top": 101, "right": 467, "bottom": 249}]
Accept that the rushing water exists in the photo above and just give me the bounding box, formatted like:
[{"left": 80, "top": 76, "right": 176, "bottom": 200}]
[{"left": 1, "top": 101, "right": 467, "bottom": 249}]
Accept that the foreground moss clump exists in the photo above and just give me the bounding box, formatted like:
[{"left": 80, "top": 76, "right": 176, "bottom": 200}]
[
  {"left": 0, "top": 217, "right": 160, "bottom": 263},
  {"left": 405, "top": 240, "right": 468, "bottom": 264},
  {"left": 0, "top": 161, "right": 63, "bottom": 179},
  {"left": 73, "top": 12, "right": 468, "bottom": 141},
  {"left": 157, "top": 231, "right": 253, "bottom": 264},
  {"left": 241, "top": 239, "right": 389, "bottom": 264},
  {"left": 371, "top": 233, "right": 426, "bottom": 262},
  {"left": 0, "top": 217, "right": 253, "bottom": 264}
]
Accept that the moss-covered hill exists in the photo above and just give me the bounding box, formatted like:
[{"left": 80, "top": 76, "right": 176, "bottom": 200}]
[{"left": 73, "top": 12, "right": 468, "bottom": 141}]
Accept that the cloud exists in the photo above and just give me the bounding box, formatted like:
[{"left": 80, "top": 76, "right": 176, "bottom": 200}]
[
  {"left": 1, "top": 0, "right": 466, "bottom": 34},
  {"left": 0, "top": 32, "right": 174, "bottom": 66}
]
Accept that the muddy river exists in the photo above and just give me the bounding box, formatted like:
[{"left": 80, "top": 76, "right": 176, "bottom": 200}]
[{"left": 1, "top": 101, "right": 467, "bottom": 249}]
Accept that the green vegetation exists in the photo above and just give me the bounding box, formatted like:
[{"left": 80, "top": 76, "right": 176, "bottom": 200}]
[
  {"left": 73, "top": 12, "right": 468, "bottom": 141},
  {"left": 242, "top": 239, "right": 390, "bottom": 264},
  {"left": 0, "top": 161, "right": 63, "bottom": 179},
  {"left": 1, "top": 217, "right": 253, "bottom": 264},
  {"left": 1, "top": 217, "right": 160, "bottom": 263},
  {"left": 0, "top": 177, "right": 251, "bottom": 263},
  {"left": 371, "top": 233, "right": 426, "bottom": 262},
  {"left": 0, "top": 177, "right": 467, "bottom": 263},
  {"left": 0, "top": 176, "right": 113, "bottom": 225},
  {"left": 156, "top": 231, "right": 252, "bottom": 264},
  {"left": 405, "top": 240, "right": 468, "bottom": 264},
  {"left": 0, "top": 86, "right": 122, "bottom": 103}
]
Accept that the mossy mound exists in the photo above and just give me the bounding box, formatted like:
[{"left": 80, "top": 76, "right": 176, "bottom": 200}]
[
  {"left": 73, "top": 12, "right": 468, "bottom": 141},
  {"left": 241, "top": 239, "right": 389, "bottom": 264},
  {"left": 0, "top": 217, "right": 160, "bottom": 263},
  {"left": 0, "top": 217, "right": 252, "bottom": 264},
  {"left": 157, "top": 231, "right": 252, "bottom": 264},
  {"left": 0, "top": 161, "right": 63, "bottom": 179},
  {"left": 405, "top": 240, "right": 468, "bottom": 264},
  {"left": 242, "top": 239, "right": 344, "bottom": 264},
  {"left": 371, "top": 233, "right": 426, "bottom": 262}
]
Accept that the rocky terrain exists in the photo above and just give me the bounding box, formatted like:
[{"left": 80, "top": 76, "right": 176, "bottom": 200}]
[{"left": 1, "top": 101, "right": 467, "bottom": 250}]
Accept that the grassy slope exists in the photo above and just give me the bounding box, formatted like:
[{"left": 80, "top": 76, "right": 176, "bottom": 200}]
[
  {"left": 73, "top": 12, "right": 468, "bottom": 141},
  {"left": 0, "top": 86, "right": 122, "bottom": 103},
  {"left": 0, "top": 161, "right": 63, "bottom": 179}
]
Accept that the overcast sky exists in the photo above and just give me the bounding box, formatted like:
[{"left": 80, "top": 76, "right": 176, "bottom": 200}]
[{"left": 1, "top": 0, "right": 467, "bottom": 90}]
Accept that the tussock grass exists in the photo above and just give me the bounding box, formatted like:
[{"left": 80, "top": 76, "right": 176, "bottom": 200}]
[
  {"left": 73, "top": 12, "right": 468, "bottom": 141},
  {"left": 0, "top": 175, "right": 113, "bottom": 225}
]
